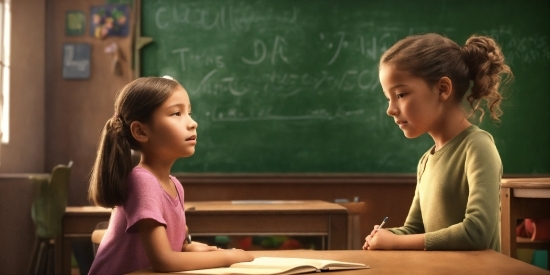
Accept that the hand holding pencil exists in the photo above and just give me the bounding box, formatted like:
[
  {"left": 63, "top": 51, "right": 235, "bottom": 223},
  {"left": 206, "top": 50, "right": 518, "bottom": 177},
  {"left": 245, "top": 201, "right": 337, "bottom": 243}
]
[
  {"left": 362, "top": 217, "right": 388, "bottom": 250},
  {"left": 376, "top": 217, "right": 388, "bottom": 231}
]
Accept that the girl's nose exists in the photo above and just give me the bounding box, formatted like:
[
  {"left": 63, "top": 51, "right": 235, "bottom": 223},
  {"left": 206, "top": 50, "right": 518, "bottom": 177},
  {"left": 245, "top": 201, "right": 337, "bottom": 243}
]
[
  {"left": 386, "top": 102, "right": 398, "bottom": 117},
  {"left": 188, "top": 118, "right": 198, "bottom": 130}
]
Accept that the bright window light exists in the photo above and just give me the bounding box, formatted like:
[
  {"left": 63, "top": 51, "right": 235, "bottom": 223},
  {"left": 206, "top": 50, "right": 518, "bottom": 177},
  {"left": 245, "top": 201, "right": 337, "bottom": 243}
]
[{"left": 0, "top": 0, "right": 10, "bottom": 144}]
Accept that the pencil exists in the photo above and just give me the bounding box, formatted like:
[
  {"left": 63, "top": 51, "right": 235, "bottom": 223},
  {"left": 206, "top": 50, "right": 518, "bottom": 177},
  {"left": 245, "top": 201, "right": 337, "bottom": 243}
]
[{"left": 376, "top": 217, "right": 388, "bottom": 231}]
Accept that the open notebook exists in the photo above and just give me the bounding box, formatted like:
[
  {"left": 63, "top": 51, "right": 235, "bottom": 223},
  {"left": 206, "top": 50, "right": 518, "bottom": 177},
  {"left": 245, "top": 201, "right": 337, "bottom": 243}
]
[{"left": 178, "top": 257, "right": 370, "bottom": 275}]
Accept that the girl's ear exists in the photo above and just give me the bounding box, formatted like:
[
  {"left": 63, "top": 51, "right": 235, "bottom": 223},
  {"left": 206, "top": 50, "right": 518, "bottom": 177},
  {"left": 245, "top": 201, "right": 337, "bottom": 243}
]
[
  {"left": 437, "top": 77, "right": 453, "bottom": 102},
  {"left": 130, "top": 121, "right": 149, "bottom": 143}
]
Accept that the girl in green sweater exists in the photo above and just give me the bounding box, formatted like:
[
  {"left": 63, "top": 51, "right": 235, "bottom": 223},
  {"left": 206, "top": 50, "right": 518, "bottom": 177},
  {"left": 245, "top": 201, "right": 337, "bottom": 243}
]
[{"left": 363, "top": 33, "right": 513, "bottom": 251}]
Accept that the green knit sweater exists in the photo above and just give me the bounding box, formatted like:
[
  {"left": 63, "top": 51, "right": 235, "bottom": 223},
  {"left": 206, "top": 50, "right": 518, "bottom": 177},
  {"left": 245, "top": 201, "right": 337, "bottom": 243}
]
[{"left": 388, "top": 125, "right": 501, "bottom": 251}]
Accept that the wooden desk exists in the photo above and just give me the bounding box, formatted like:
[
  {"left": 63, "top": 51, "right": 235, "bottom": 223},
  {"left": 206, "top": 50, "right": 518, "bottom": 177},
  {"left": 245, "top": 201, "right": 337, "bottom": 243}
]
[
  {"left": 130, "top": 249, "right": 550, "bottom": 275},
  {"left": 184, "top": 200, "right": 347, "bottom": 248},
  {"left": 55, "top": 200, "right": 348, "bottom": 275},
  {"left": 501, "top": 177, "right": 550, "bottom": 268},
  {"left": 55, "top": 206, "right": 111, "bottom": 275}
]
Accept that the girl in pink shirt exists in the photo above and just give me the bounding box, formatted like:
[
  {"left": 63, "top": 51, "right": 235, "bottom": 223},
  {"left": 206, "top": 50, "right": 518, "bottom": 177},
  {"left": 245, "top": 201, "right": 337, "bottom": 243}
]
[{"left": 88, "top": 76, "right": 253, "bottom": 274}]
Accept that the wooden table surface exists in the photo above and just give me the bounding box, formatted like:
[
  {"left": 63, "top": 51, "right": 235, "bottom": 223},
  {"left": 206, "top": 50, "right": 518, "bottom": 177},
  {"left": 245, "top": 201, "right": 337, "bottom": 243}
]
[{"left": 130, "top": 249, "right": 550, "bottom": 275}]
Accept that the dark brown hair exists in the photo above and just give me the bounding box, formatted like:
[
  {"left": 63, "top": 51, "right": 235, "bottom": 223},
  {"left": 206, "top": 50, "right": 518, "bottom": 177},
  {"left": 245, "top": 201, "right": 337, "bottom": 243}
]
[
  {"left": 88, "top": 77, "right": 180, "bottom": 208},
  {"left": 380, "top": 33, "right": 513, "bottom": 122}
]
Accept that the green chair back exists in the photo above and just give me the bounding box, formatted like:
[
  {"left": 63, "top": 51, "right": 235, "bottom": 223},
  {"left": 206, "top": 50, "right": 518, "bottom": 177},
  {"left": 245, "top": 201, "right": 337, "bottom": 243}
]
[{"left": 30, "top": 163, "right": 72, "bottom": 239}]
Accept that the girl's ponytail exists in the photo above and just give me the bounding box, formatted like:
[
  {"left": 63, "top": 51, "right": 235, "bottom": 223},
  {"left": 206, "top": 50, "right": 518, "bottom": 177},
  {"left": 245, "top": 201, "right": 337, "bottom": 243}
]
[
  {"left": 88, "top": 114, "right": 133, "bottom": 208},
  {"left": 461, "top": 36, "right": 514, "bottom": 122}
]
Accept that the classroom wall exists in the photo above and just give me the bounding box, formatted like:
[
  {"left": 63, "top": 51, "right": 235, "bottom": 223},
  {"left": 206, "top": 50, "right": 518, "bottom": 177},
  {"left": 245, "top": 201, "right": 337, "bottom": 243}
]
[
  {"left": 0, "top": 1, "right": 46, "bottom": 274},
  {"left": 0, "top": 0, "right": 130, "bottom": 273},
  {"left": 0, "top": 0, "right": 46, "bottom": 173},
  {"left": 45, "top": 0, "right": 134, "bottom": 206}
]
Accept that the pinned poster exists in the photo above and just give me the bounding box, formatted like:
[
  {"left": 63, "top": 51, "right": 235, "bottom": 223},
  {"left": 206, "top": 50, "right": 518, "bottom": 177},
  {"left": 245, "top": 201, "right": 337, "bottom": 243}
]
[
  {"left": 65, "top": 10, "right": 85, "bottom": 36},
  {"left": 62, "top": 43, "right": 91, "bottom": 79},
  {"left": 90, "top": 4, "right": 130, "bottom": 40}
]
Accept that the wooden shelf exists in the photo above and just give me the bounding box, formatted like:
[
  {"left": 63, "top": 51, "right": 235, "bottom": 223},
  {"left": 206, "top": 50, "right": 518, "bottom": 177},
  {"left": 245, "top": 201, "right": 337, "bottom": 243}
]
[{"left": 516, "top": 236, "right": 550, "bottom": 250}]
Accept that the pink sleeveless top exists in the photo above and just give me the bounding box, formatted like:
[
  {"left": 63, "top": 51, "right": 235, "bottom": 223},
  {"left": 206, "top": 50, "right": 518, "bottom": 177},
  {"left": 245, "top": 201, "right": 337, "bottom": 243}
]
[{"left": 89, "top": 167, "right": 187, "bottom": 275}]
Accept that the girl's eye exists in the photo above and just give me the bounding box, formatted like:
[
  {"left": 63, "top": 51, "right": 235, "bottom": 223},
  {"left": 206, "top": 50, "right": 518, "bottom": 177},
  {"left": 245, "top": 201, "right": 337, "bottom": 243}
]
[
  {"left": 396, "top": 93, "right": 406, "bottom": 99},
  {"left": 172, "top": 111, "right": 181, "bottom": 116},
  {"left": 188, "top": 112, "right": 192, "bottom": 116}
]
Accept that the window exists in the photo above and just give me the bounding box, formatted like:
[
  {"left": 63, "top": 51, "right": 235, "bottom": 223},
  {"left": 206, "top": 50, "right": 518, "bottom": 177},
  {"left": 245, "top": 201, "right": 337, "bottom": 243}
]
[{"left": 0, "top": 0, "right": 10, "bottom": 144}]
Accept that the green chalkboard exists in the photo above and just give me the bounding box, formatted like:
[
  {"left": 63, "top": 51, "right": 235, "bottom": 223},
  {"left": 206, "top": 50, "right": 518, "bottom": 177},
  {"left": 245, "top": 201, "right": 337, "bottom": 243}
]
[{"left": 140, "top": 0, "right": 550, "bottom": 174}]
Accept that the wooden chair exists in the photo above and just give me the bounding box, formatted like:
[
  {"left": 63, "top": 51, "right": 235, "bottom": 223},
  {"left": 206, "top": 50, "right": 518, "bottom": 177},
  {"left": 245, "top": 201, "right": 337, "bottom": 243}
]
[
  {"left": 91, "top": 221, "right": 109, "bottom": 257},
  {"left": 336, "top": 201, "right": 367, "bottom": 250},
  {"left": 27, "top": 161, "right": 72, "bottom": 275},
  {"left": 500, "top": 177, "right": 550, "bottom": 269}
]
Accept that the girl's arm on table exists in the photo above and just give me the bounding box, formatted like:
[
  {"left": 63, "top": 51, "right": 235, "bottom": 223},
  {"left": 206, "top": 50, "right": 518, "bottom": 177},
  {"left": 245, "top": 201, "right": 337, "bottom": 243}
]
[
  {"left": 138, "top": 219, "right": 254, "bottom": 272},
  {"left": 365, "top": 228, "right": 425, "bottom": 250}
]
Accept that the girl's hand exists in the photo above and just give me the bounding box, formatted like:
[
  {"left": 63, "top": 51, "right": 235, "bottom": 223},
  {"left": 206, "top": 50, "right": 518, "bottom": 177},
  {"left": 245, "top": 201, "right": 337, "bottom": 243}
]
[
  {"left": 362, "top": 225, "right": 377, "bottom": 249},
  {"left": 184, "top": 242, "right": 218, "bottom": 252},
  {"left": 363, "top": 225, "right": 396, "bottom": 250},
  {"left": 225, "top": 248, "right": 255, "bottom": 263}
]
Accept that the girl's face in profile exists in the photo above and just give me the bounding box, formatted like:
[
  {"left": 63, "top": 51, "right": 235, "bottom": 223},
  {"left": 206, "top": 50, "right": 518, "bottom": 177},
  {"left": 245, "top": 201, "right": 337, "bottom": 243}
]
[
  {"left": 379, "top": 64, "right": 442, "bottom": 139},
  {"left": 146, "top": 86, "right": 198, "bottom": 160}
]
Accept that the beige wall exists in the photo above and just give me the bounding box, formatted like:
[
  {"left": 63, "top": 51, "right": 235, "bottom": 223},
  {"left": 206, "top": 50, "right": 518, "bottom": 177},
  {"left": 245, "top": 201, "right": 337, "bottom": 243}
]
[
  {"left": 0, "top": 1, "right": 46, "bottom": 274},
  {"left": 0, "top": 0, "right": 45, "bottom": 173},
  {"left": 0, "top": 0, "right": 131, "bottom": 273},
  {"left": 0, "top": 176, "right": 35, "bottom": 274},
  {"left": 1, "top": 0, "right": 134, "bottom": 207},
  {"left": 44, "top": 0, "right": 134, "bottom": 206}
]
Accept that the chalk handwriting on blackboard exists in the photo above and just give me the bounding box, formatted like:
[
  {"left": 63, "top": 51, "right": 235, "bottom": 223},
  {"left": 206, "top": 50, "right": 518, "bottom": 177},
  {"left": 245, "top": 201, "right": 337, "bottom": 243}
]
[
  {"left": 172, "top": 48, "right": 226, "bottom": 71},
  {"left": 484, "top": 27, "right": 550, "bottom": 63},
  {"left": 208, "top": 105, "right": 366, "bottom": 122},
  {"left": 155, "top": 5, "right": 299, "bottom": 31},
  {"left": 193, "top": 68, "right": 380, "bottom": 97},
  {"left": 241, "top": 36, "right": 289, "bottom": 65}
]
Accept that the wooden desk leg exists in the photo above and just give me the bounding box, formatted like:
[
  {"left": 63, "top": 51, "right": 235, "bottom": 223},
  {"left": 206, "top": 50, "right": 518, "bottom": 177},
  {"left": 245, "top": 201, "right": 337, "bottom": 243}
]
[
  {"left": 328, "top": 213, "right": 348, "bottom": 250},
  {"left": 55, "top": 217, "right": 73, "bottom": 275},
  {"left": 54, "top": 234, "right": 62, "bottom": 274},
  {"left": 62, "top": 236, "right": 72, "bottom": 274},
  {"left": 500, "top": 187, "right": 517, "bottom": 258}
]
